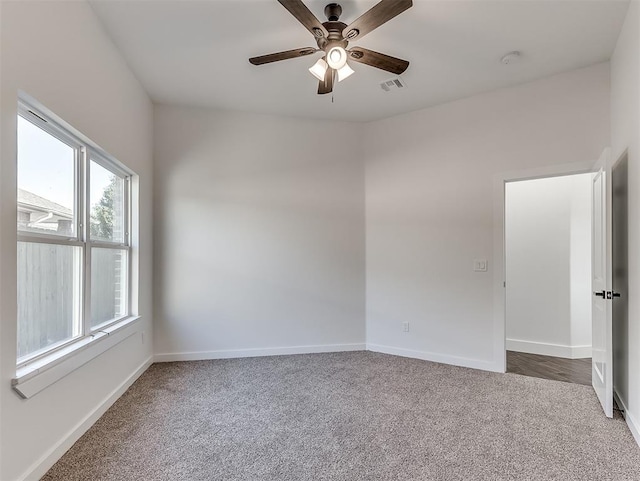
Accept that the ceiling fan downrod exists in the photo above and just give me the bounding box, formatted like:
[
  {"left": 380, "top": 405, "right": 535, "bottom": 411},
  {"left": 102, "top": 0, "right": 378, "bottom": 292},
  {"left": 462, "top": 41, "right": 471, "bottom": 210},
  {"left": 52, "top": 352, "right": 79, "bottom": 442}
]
[{"left": 324, "top": 3, "right": 342, "bottom": 21}]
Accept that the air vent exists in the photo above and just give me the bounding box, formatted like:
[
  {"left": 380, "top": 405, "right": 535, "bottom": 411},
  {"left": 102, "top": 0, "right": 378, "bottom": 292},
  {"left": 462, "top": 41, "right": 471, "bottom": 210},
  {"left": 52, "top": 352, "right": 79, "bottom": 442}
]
[{"left": 380, "top": 77, "right": 406, "bottom": 92}]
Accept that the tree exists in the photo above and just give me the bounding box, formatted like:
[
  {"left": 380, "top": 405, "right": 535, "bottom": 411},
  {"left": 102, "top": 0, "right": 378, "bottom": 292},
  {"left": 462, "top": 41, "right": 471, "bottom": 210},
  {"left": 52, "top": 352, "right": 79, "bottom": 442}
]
[{"left": 90, "top": 175, "right": 117, "bottom": 240}]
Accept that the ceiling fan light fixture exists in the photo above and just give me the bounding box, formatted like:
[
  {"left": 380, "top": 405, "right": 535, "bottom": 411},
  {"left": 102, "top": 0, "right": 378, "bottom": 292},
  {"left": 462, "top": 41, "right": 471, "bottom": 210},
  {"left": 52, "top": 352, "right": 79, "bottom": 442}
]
[
  {"left": 326, "top": 46, "right": 348, "bottom": 69},
  {"left": 337, "top": 63, "right": 354, "bottom": 82},
  {"left": 309, "top": 57, "right": 328, "bottom": 81}
]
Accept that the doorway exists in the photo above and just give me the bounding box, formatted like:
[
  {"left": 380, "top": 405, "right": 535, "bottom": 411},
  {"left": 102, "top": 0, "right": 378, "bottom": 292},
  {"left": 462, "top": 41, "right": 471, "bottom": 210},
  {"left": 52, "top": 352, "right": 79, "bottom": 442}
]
[{"left": 505, "top": 173, "right": 594, "bottom": 385}]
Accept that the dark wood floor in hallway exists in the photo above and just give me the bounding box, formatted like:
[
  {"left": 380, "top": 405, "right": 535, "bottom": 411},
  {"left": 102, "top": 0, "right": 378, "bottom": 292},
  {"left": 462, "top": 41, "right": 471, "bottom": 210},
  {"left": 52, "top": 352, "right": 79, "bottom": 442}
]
[{"left": 506, "top": 351, "right": 592, "bottom": 386}]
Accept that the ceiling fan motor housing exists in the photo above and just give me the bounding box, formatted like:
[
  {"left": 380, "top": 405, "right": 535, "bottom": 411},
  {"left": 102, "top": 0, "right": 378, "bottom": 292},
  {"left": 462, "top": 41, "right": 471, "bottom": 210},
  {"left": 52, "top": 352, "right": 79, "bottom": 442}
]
[
  {"left": 324, "top": 3, "right": 360, "bottom": 41},
  {"left": 316, "top": 21, "right": 348, "bottom": 51}
]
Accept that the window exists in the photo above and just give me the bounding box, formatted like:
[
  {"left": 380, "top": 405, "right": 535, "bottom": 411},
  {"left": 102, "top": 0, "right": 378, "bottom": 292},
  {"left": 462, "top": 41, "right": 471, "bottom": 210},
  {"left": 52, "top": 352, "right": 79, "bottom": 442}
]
[{"left": 17, "top": 102, "right": 133, "bottom": 366}]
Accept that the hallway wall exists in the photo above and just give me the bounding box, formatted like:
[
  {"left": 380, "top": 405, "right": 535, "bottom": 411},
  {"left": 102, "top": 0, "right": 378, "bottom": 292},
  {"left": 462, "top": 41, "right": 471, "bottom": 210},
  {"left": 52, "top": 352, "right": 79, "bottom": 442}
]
[{"left": 506, "top": 174, "right": 593, "bottom": 359}]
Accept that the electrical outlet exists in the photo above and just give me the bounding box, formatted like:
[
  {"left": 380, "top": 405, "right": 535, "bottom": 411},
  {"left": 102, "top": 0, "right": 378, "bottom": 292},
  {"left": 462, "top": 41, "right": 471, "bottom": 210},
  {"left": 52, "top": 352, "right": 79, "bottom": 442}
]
[{"left": 402, "top": 322, "right": 409, "bottom": 332}]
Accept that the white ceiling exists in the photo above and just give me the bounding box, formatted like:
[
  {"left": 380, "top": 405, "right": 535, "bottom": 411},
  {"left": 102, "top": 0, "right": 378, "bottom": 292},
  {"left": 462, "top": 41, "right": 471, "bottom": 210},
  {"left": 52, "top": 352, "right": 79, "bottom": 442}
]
[{"left": 89, "top": 0, "right": 629, "bottom": 122}]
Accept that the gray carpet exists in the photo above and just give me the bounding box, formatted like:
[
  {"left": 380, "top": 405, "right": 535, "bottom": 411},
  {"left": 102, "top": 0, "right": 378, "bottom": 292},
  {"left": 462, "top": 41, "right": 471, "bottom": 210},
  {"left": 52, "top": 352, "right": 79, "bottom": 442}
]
[{"left": 43, "top": 351, "right": 640, "bottom": 480}]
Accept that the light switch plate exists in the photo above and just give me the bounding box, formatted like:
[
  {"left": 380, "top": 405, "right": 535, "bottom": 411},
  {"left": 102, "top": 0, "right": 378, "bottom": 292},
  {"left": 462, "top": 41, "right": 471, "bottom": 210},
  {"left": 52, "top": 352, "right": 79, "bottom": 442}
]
[{"left": 474, "top": 259, "right": 488, "bottom": 272}]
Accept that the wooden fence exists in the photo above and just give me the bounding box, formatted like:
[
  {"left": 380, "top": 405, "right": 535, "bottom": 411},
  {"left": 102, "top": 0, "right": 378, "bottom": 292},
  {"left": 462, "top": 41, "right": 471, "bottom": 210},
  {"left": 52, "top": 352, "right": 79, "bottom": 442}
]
[{"left": 17, "top": 242, "right": 120, "bottom": 359}]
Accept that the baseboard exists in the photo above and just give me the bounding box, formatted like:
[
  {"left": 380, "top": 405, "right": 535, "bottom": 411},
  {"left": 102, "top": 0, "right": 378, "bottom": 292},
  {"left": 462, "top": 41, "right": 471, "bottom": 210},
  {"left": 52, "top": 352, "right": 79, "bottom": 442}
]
[
  {"left": 20, "top": 356, "right": 153, "bottom": 481},
  {"left": 506, "top": 339, "right": 591, "bottom": 359},
  {"left": 154, "top": 343, "right": 367, "bottom": 362},
  {"left": 625, "top": 410, "right": 640, "bottom": 448},
  {"left": 614, "top": 389, "right": 640, "bottom": 448},
  {"left": 366, "top": 343, "right": 502, "bottom": 372}
]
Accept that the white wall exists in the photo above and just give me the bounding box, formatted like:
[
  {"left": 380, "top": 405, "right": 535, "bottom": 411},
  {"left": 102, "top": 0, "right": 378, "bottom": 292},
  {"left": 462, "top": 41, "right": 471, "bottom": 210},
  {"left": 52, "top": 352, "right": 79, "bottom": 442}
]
[
  {"left": 0, "top": 2, "right": 153, "bottom": 479},
  {"left": 364, "top": 63, "right": 610, "bottom": 371},
  {"left": 505, "top": 174, "right": 592, "bottom": 359},
  {"left": 569, "top": 174, "right": 594, "bottom": 350},
  {"left": 610, "top": 0, "right": 640, "bottom": 443},
  {"left": 153, "top": 106, "right": 365, "bottom": 359}
]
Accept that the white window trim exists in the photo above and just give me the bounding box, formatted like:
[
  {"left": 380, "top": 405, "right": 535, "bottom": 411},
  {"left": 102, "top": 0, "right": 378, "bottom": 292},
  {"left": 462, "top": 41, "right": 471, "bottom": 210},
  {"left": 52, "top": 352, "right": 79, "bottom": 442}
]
[
  {"left": 14, "top": 95, "right": 141, "bottom": 396},
  {"left": 12, "top": 316, "right": 141, "bottom": 399}
]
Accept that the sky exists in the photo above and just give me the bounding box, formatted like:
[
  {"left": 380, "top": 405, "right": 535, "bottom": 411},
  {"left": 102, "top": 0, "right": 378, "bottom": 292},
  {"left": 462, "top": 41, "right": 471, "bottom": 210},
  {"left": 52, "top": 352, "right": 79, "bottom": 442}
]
[{"left": 18, "top": 115, "right": 115, "bottom": 214}]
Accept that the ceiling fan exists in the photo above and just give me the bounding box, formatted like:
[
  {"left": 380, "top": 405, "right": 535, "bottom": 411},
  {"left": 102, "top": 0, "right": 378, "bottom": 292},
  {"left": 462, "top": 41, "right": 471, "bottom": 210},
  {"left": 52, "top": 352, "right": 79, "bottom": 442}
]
[{"left": 249, "top": 0, "right": 413, "bottom": 95}]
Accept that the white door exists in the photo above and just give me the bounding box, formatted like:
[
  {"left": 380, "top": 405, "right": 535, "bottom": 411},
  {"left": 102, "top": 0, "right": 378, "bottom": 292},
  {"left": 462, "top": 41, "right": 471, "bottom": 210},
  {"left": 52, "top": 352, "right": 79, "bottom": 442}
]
[{"left": 592, "top": 148, "right": 613, "bottom": 418}]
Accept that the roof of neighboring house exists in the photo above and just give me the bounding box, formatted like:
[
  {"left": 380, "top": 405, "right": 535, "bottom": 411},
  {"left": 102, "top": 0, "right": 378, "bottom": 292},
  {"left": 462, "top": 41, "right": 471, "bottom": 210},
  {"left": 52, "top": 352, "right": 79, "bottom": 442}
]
[{"left": 18, "top": 188, "right": 73, "bottom": 219}]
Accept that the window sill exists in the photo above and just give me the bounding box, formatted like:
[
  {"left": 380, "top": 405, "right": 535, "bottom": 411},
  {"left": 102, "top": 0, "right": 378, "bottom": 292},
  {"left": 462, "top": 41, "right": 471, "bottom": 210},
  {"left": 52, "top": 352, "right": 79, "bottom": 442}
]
[{"left": 12, "top": 316, "right": 142, "bottom": 399}]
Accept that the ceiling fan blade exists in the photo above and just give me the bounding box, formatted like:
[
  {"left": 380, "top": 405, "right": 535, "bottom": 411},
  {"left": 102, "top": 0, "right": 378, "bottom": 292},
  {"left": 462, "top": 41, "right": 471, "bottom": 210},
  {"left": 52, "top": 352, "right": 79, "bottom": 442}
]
[
  {"left": 342, "top": 0, "right": 413, "bottom": 41},
  {"left": 318, "top": 68, "right": 334, "bottom": 95},
  {"left": 249, "top": 48, "right": 317, "bottom": 65},
  {"left": 348, "top": 47, "right": 409, "bottom": 75},
  {"left": 278, "top": 0, "right": 329, "bottom": 39}
]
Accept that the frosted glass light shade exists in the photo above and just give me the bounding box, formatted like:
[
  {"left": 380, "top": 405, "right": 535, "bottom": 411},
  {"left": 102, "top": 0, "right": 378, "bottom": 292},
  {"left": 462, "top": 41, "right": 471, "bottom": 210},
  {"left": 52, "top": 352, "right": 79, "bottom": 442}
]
[
  {"left": 337, "top": 63, "right": 355, "bottom": 82},
  {"left": 326, "top": 47, "right": 347, "bottom": 69},
  {"left": 309, "top": 58, "right": 328, "bottom": 81}
]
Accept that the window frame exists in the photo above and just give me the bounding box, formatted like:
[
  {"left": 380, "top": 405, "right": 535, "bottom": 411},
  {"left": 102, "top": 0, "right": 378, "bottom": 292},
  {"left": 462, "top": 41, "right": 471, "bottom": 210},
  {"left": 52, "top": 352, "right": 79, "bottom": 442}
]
[
  {"left": 86, "top": 152, "right": 131, "bottom": 332},
  {"left": 16, "top": 101, "right": 134, "bottom": 368}
]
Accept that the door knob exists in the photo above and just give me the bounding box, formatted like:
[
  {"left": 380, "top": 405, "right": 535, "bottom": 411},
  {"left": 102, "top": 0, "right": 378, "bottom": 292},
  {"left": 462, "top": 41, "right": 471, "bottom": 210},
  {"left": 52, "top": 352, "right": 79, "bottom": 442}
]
[
  {"left": 612, "top": 291, "right": 621, "bottom": 298},
  {"left": 594, "top": 290, "right": 605, "bottom": 297}
]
